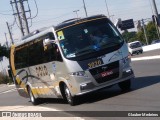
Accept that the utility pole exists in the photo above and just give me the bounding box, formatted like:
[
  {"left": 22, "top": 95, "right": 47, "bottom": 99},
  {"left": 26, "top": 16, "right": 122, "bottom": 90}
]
[
  {"left": 4, "top": 33, "right": 9, "bottom": 49},
  {"left": 152, "top": 0, "right": 160, "bottom": 30},
  {"left": 73, "top": 10, "right": 80, "bottom": 18},
  {"left": 11, "top": 0, "right": 30, "bottom": 36},
  {"left": 154, "top": 17, "right": 160, "bottom": 39},
  {"left": 82, "top": 0, "right": 88, "bottom": 17},
  {"left": 6, "top": 22, "right": 14, "bottom": 44},
  {"left": 11, "top": 0, "right": 24, "bottom": 36},
  {"left": 149, "top": 0, "right": 160, "bottom": 39},
  {"left": 141, "top": 19, "right": 149, "bottom": 45},
  {"left": 105, "top": 0, "right": 110, "bottom": 19},
  {"left": 19, "top": 0, "right": 30, "bottom": 34}
]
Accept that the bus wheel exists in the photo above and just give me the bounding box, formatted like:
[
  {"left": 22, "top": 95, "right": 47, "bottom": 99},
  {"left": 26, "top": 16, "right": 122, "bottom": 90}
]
[
  {"left": 118, "top": 79, "right": 131, "bottom": 91},
  {"left": 64, "top": 84, "right": 77, "bottom": 106},
  {"left": 28, "top": 87, "right": 39, "bottom": 105}
]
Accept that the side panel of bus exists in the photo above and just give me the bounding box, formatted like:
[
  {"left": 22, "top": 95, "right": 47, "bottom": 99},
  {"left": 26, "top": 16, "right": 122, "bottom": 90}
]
[
  {"left": 10, "top": 32, "right": 68, "bottom": 99},
  {"left": 10, "top": 45, "right": 29, "bottom": 98}
]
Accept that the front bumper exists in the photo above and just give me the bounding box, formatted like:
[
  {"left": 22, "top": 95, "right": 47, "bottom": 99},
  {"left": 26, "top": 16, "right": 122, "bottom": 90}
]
[{"left": 75, "top": 68, "right": 134, "bottom": 96}]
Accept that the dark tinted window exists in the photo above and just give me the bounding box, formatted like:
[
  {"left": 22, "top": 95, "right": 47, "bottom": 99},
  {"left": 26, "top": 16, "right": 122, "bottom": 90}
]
[
  {"left": 57, "top": 18, "right": 123, "bottom": 60},
  {"left": 15, "top": 32, "right": 62, "bottom": 69},
  {"left": 28, "top": 40, "right": 44, "bottom": 66},
  {"left": 130, "top": 42, "right": 141, "bottom": 49},
  {"left": 15, "top": 45, "right": 28, "bottom": 69}
]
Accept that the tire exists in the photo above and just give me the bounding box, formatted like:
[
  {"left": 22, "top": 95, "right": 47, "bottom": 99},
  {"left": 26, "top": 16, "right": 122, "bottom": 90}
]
[
  {"left": 118, "top": 79, "right": 131, "bottom": 91},
  {"left": 28, "top": 87, "right": 39, "bottom": 105},
  {"left": 136, "top": 51, "right": 139, "bottom": 55},
  {"left": 64, "top": 84, "right": 77, "bottom": 106}
]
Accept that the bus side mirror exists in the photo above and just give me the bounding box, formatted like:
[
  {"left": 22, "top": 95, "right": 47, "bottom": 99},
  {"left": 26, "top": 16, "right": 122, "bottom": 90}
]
[
  {"left": 43, "top": 38, "right": 55, "bottom": 46},
  {"left": 43, "top": 38, "right": 56, "bottom": 50}
]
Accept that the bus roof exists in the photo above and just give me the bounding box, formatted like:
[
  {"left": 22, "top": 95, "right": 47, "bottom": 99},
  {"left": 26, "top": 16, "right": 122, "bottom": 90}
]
[
  {"left": 13, "top": 14, "right": 108, "bottom": 47},
  {"left": 54, "top": 14, "right": 107, "bottom": 31},
  {"left": 13, "top": 27, "right": 54, "bottom": 47}
]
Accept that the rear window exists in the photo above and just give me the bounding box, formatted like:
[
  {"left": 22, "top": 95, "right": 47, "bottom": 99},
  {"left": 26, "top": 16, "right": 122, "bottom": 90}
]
[{"left": 129, "top": 42, "right": 141, "bottom": 49}]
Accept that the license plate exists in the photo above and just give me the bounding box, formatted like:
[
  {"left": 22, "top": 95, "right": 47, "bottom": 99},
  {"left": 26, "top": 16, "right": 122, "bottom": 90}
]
[{"left": 101, "top": 70, "right": 113, "bottom": 77}]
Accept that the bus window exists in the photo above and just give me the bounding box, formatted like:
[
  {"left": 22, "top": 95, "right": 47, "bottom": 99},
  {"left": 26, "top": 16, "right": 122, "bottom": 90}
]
[
  {"left": 28, "top": 33, "right": 62, "bottom": 66},
  {"left": 15, "top": 46, "right": 28, "bottom": 69}
]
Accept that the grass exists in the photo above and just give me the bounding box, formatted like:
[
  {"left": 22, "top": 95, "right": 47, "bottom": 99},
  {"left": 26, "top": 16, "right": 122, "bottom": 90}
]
[{"left": 0, "top": 73, "right": 13, "bottom": 84}]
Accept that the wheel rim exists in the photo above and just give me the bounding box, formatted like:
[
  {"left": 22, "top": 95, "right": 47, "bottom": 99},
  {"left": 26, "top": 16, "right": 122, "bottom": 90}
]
[
  {"left": 64, "top": 86, "right": 72, "bottom": 103},
  {"left": 29, "top": 89, "right": 34, "bottom": 103}
]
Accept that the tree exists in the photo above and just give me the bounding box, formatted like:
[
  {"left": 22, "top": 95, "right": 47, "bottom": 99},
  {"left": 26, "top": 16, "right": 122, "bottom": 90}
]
[
  {"left": 136, "top": 30, "right": 146, "bottom": 44},
  {"left": 122, "top": 21, "right": 159, "bottom": 45},
  {"left": 146, "top": 22, "right": 159, "bottom": 44},
  {"left": 0, "top": 44, "right": 9, "bottom": 58},
  {"left": 122, "top": 30, "right": 137, "bottom": 43},
  {"left": 136, "top": 21, "right": 159, "bottom": 44}
]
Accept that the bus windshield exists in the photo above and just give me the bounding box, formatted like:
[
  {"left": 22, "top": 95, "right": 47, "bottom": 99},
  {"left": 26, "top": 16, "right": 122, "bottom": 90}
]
[{"left": 57, "top": 18, "right": 124, "bottom": 60}]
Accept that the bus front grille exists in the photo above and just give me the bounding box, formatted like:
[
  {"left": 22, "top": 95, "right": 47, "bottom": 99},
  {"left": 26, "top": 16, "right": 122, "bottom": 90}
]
[{"left": 89, "top": 61, "right": 119, "bottom": 83}]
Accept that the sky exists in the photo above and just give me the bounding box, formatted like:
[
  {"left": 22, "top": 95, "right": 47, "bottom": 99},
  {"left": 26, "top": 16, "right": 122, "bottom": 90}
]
[
  {"left": 0, "top": 0, "right": 160, "bottom": 71},
  {"left": 1, "top": 0, "right": 160, "bottom": 45}
]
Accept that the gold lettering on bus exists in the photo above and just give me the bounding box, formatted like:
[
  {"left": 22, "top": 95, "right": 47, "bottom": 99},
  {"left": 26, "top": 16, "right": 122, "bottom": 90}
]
[
  {"left": 36, "top": 65, "right": 48, "bottom": 77},
  {"left": 88, "top": 60, "right": 102, "bottom": 69}
]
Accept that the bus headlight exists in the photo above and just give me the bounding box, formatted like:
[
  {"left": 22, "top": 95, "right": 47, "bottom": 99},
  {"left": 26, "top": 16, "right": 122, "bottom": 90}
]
[
  {"left": 69, "top": 71, "right": 88, "bottom": 77},
  {"left": 122, "top": 56, "right": 131, "bottom": 68}
]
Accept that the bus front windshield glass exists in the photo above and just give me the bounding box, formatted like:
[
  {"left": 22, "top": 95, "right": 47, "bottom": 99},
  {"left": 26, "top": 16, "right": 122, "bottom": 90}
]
[{"left": 57, "top": 18, "right": 124, "bottom": 60}]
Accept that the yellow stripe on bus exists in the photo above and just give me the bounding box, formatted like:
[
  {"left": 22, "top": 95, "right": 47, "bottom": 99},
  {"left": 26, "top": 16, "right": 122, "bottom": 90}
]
[
  {"left": 32, "top": 87, "right": 52, "bottom": 96},
  {"left": 55, "top": 17, "right": 107, "bottom": 32},
  {"left": 10, "top": 45, "right": 16, "bottom": 76}
]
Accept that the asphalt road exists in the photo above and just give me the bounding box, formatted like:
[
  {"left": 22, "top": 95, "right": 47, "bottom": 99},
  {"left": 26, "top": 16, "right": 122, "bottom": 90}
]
[
  {"left": 132, "top": 49, "right": 160, "bottom": 58},
  {"left": 0, "top": 49, "right": 160, "bottom": 120}
]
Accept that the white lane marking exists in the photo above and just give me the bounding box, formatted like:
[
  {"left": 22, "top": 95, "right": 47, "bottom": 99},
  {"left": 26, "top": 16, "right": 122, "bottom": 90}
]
[
  {"left": 0, "top": 85, "right": 6, "bottom": 88},
  {"left": 0, "top": 88, "right": 16, "bottom": 95},
  {"left": 0, "top": 93, "right": 84, "bottom": 119},
  {"left": 131, "top": 55, "right": 160, "bottom": 61},
  {"left": 8, "top": 84, "right": 15, "bottom": 87}
]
